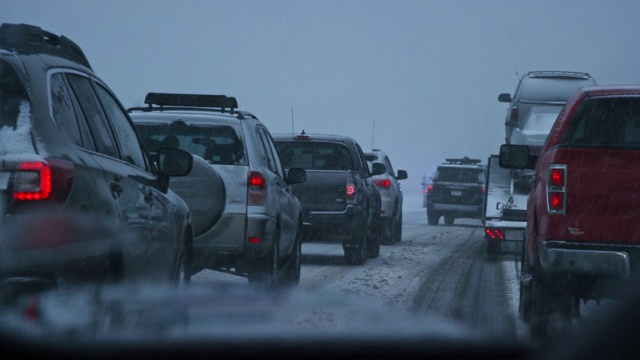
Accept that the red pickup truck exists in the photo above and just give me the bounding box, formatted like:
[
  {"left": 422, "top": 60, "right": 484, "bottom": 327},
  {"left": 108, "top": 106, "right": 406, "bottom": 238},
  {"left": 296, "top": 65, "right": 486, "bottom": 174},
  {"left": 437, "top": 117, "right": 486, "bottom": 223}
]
[{"left": 499, "top": 85, "right": 640, "bottom": 336}]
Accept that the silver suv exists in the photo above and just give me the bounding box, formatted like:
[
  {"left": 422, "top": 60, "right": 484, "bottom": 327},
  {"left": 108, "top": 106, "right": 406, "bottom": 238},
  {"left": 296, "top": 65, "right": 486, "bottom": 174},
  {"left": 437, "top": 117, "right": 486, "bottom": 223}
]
[
  {"left": 364, "top": 150, "right": 407, "bottom": 244},
  {"left": 499, "top": 71, "right": 596, "bottom": 144},
  {"left": 129, "top": 93, "right": 306, "bottom": 287}
]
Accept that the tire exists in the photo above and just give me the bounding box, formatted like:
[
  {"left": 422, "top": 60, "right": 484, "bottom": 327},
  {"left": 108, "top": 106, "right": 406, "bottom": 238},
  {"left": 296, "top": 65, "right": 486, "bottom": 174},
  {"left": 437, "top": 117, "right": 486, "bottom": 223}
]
[
  {"left": 393, "top": 212, "right": 402, "bottom": 243},
  {"left": 248, "top": 233, "right": 280, "bottom": 288},
  {"left": 345, "top": 230, "right": 367, "bottom": 265},
  {"left": 486, "top": 239, "right": 501, "bottom": 257},
  {"left": 280, "top": 225, "right": 302, "bottom": 287},
  {"left": 367, "top": 222, "right": 380, "bottom": 258},
  {"left": 427, "top": 208, "right": 439, "bottom": 225},
  {"left": 174, "top": 229, "right": 193, "bottom": 286},
  {"left": 381, "top": 218, "right": 395, "bottom": 245},
  {"left": 444, "top": 214, "right": 455, "bottom": 225}
]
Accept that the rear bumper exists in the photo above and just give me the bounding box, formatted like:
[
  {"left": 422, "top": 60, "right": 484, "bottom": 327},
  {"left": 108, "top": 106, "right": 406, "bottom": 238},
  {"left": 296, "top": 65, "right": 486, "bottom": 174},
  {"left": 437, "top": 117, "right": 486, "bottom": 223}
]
[
  {"left": 483, "top": 220, "right": 525, "bottom": 241},
  {"left": 539, "top": 241, "right": 635, "bottom": 279},
  {"left": 302, "top": 205, "right": 365, "bottom": 244}
]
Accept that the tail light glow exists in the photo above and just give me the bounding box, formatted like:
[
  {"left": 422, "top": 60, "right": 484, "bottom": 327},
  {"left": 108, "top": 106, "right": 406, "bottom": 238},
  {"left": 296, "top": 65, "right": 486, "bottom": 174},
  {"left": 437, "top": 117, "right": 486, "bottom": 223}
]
[
  {"left": 248, "top": 171, "right": 266, "bottom": 206},
  {"left": 346, "top": 173, "right": 356, "bottom": 204},
  {"left": 373, "top": 179, "right": 391, "bottom": 188},
  {"left": 485, "top": 228, "right": 505, "bottom": 240},
  {"left": 547, "top": 164, "right": 567, "bottom": 214}
]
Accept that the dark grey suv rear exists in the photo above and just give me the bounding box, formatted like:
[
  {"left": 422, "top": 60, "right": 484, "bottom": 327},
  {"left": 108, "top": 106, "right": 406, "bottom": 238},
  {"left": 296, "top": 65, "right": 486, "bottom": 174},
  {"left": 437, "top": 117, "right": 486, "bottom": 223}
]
[
  {"left": 0, "top": 23, "right": 195, "bottom": 294},
  {"left": 426, "top": 158, "right": 486, "bottom": 225}
]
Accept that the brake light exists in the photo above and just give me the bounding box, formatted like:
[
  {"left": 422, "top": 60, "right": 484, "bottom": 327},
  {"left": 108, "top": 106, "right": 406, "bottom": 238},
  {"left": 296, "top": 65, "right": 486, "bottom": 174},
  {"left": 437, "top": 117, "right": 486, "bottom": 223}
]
[
  {"left": 547, "top": 164, "right": 567, "bottom": 214},
  {"left": 4, "top": 158, "right": 74, "bottom": 206},
  {"left": 426, "top": 184, "right": 433, "bottom": 193},
  {"left": 373, "top": 179, "right": 390, "bottom": 188},
  {"left": 13, "top": 161, "right": 52, "bottom": 200},
  {"left": 346, "top": 173, "right": 356, "bottom": 204},
  {"left": 248, "top": 171, "right": 266, "bottom": 206}
]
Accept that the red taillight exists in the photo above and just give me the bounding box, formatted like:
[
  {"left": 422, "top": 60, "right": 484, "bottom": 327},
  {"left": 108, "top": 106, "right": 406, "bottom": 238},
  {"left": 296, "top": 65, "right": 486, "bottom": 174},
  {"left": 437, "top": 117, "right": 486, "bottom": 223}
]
[
  {"left": 547, "top": 165, "right": 567, "bottom": 214},
  {"left": 4, "top": 158, "right": 74, "bottom": 205},
  {"left": 485, "top": 228, "right": 505, "bottom": 240},
  {"left": 510, "top": 107, "right": 518, "bottom": 122},
  {"left": 345, "top": 173, "right": 356, "bottom": 204},
  {"left": 248, "top": 236, "right": 260, "bottom": 244},
  {"left": 373, "top": 179, "right": 391, "bottom": 188},
  {"left": 248, "top": 171, "right": 266, "bottom": 206},
  {"left": 426, "top": 184, "right": 432, "bottom": 193},
  {"left": 13, "top": 161, "right": 52, "bottom": 200}
]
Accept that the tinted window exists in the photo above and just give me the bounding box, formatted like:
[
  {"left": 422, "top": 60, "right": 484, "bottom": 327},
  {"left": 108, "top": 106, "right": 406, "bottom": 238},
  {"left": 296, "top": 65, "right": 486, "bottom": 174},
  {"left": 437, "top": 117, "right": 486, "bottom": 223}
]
[
  {"left": 0, "top": 59, "right": 27, "bottom": 130},
  {"left": 519, "top": 77, "right": 595, "bottom": 102},
  {"left": 275, "top": 141, "right": 353, "bottom": 170},
  {"left": 435, "top": 167, "right": 484, "bottom": 183},
  {"left": 562, "top": 97, "right": 640, "bottom": 148},
  {"left": 50, "top": 73, "right": 83, "bottom": 147},
  {"left": 135, "top": 121, "right": 247, "bottom": 165},
  {"left": 66, "top": 74, "right": 119, "bottom": 157},
  {"left": 95, "top": 83, "right": 146, "bottom": 169}
]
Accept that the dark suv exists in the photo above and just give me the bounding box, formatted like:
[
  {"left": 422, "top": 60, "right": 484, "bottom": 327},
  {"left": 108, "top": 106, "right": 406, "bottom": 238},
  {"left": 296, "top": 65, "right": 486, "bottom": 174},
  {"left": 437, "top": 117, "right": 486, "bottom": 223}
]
[
  {"left": 0, "top": 23, "right": 195, "bottom": 293},
  {"left": 426, "top": 157, "right": 486, "bottom": 225},
  {"left": 499, "top": 71, "right": 596, "bottom": 144}
]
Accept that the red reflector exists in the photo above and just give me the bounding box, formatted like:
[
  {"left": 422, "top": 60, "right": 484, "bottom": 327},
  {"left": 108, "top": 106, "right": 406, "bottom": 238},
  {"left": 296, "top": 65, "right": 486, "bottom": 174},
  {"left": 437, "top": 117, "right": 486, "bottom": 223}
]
[
  {"left": 248, "top": 236, "right": 260, "bottom": 244},
  {"left": 374, "top": 179, "right": 391, "bottom": 188},
  {"left": 24, "top": 296, "right": 38, "bottom": 321},
  {"left": 549, "top": 168, "right": 565, "bottom": 187}
]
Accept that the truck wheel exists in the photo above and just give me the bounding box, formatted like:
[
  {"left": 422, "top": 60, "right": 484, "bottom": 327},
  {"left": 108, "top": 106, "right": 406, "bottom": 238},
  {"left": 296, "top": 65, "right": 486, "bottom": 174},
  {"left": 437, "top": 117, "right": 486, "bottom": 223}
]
[
  {"left": 345, "top": 231, "right": 367, "bottom": 265},
  {"left": 280, "top": 226, "right": 302, "bottom": 287},
  {"left": 248, "top": 237, "right": 280, "bottom": 288},
  {"left": 427, "top": 209, "right": 439, "bottom": 225},
  {"left": 444, "top": 214, "right": 455, "bottom": 225}
]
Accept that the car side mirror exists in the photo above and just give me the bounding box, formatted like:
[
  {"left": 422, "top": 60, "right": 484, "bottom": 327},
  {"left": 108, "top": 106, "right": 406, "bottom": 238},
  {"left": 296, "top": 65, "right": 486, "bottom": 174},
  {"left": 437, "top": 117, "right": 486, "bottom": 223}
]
[
  {"left": 498, "top": 93, "right": 512, "bottom": 102},
  {"left": 396, "top": 170, "right": 408, "bottom": 180},
  {"left": 372, "top": 162, "right": 386, "bottom": 176},
  {"left": 286, "top": 167, "right": 306, "bottom": 185},
  {"left": 499, "top": 144, "right": 537, "bottom": 170}
]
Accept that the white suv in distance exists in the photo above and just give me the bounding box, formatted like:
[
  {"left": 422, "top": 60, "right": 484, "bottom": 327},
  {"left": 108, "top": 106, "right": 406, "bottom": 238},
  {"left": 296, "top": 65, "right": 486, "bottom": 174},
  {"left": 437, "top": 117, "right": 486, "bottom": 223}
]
[
  {"left": 129, "top": 93, "right": 306, "bottom": 288},
  {"left": 364, "top": 149, "right": 407, "bottom": 244}
]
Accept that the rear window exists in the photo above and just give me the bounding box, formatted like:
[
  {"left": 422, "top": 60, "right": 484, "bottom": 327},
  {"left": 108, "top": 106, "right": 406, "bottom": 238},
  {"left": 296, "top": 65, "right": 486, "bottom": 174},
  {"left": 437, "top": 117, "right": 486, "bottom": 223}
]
[
  {"left": 435, "top": 167, "right": 485, "bottom": 183},
  {"left": 562, "top": 96, "right": 640, "bottom": 149},
  {"left": 134, "top": 121, "right": 247, "bottom": 165},
  {"left": 519, "top": 77, "right": 595, "bottom": 103},
  {"left": 275, "top": 141, "right": 353, "bottom": 170},
  {"left": 0, "top": 58, "right": 28, "bottom": 130}
]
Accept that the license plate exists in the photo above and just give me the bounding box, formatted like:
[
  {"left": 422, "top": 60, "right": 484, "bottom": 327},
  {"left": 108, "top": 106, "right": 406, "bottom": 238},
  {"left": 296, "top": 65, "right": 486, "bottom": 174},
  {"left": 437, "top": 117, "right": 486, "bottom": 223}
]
[
  {"left": 0, "top": 172, "right": 8, "bottom": 190},
  {"left": 451, "top": 190, "right": 462, "bottom": 196}
]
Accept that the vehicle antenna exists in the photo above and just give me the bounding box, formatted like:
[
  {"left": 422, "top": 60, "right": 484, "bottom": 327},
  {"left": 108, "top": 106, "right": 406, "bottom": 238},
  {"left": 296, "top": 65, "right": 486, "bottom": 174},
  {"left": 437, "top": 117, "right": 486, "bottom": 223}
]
[
  {"left": 291, "top": 108, "right": 294, "bottom": 135},
  {"left": 371, "top": 118, "right": 375, "bottom": 150}
]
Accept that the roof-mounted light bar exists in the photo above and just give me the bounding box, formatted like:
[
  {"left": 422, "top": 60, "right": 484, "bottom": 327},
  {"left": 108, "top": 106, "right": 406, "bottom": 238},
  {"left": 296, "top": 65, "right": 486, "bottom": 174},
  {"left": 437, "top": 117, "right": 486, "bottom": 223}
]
[{"left": 144, "top": 92, "right": 238, "bottom": 110}]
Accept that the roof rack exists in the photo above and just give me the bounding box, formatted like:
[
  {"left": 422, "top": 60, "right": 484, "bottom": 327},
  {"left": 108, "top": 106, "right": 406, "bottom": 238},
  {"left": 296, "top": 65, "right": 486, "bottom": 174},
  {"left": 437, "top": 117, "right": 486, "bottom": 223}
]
[
  {"left": 0, "top": 23, "right": 91, "bottom": 69},
  {"left": 444, "top": 157, "right": 482, "bottom": 165},
  {"left": 526, "top": 71, "right": 592, "bottom": 79},
  {"left": 144, "top": 92, "right": 238, "bottom": 110}
]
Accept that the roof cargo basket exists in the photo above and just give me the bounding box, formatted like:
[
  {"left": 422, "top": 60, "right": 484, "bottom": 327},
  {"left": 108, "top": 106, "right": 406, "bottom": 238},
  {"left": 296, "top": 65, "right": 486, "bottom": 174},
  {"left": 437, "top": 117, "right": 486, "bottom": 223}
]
[
  {"left": 444, "top": 157, "right": 482, "bottom": 165},
  {"left": 0, "top": 23, "right": 91, "bottom": 69},
  {"left": 144, "top": 93, "right": 238, "bottom": 111}
]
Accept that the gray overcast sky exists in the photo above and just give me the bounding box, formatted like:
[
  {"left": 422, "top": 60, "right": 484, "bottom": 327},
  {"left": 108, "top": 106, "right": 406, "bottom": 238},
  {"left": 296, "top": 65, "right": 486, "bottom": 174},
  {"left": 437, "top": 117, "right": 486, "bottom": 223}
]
[{"left": 3, "top": 0, "right": 640, "bottom": 196}]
